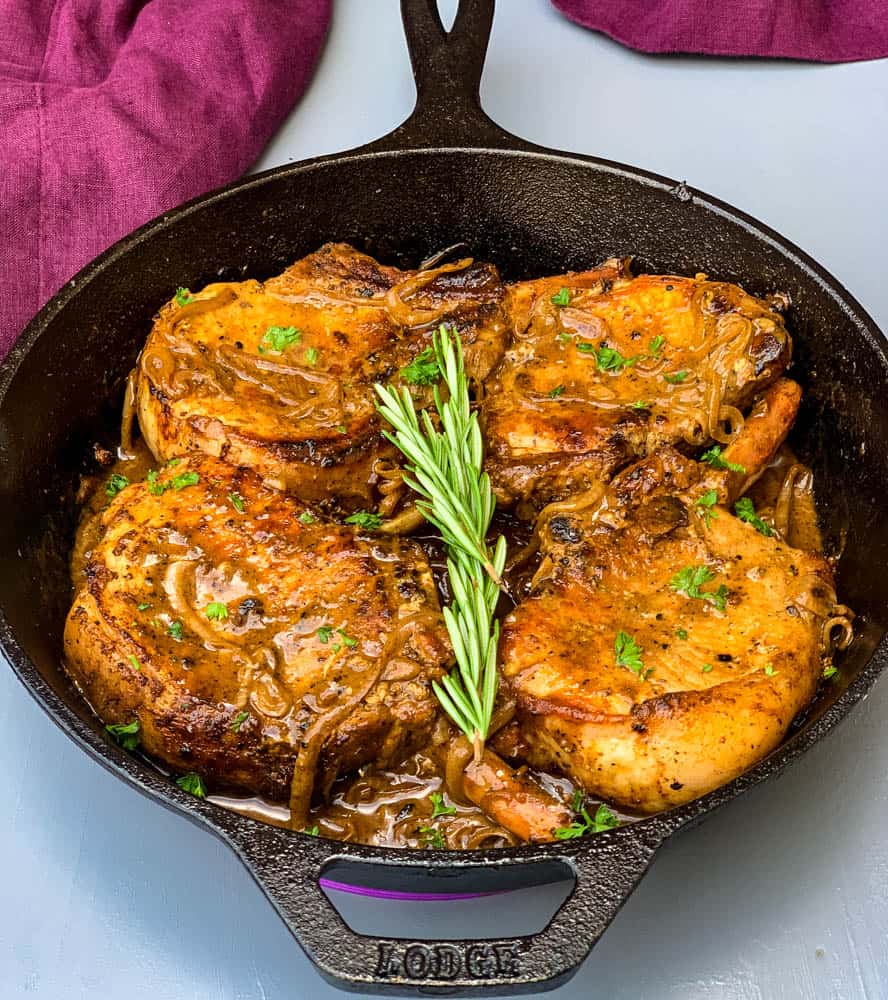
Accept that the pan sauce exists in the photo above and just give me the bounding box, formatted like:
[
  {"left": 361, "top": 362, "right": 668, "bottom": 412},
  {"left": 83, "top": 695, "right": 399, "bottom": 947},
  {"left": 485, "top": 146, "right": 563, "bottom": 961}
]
[{"left": 71, "top": 432, "right": 827, "bottom": 848}]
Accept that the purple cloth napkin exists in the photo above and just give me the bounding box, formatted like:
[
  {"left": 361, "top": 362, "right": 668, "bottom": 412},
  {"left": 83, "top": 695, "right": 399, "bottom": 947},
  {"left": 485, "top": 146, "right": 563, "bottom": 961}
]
[
  {"left": 0, "top": 0, "right": 331, "bottom": 359},
  {"left": 552, "top": 0, "right": 888, "bottom": 62}
]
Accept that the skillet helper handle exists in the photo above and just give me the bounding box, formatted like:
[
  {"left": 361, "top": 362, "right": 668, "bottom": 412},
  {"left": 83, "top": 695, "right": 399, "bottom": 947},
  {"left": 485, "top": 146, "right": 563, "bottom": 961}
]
[
  {"left": 233, "top": 824, "right": 662, "bottom": 994},
  {"left": 366, "top": 0, "right": 532, "bottom": 153}
]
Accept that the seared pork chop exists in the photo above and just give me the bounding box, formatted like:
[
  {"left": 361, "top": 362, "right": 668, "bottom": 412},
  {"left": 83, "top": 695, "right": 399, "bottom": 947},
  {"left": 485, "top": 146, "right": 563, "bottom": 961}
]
[
  {"left": 500, "top": 379, "right": 842, "bottom": 813},
  {"left": 136, "top": 243, "right": 509, "bottom": 507},
  {"left": 64, "top": 455, "right": 450, "bottom": 822},
  {"left": 483, "top": 260, "right": 791, "bottom": 511}
]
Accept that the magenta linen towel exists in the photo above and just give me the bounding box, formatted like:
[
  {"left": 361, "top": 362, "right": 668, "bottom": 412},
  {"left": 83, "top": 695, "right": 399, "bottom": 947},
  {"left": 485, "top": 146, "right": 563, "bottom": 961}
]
[
  {"left": 0, "top": 0, "right": 331, "bottom": 358},
  {"left": 552, "top": 0, "right": 888, "bottom": 62}
]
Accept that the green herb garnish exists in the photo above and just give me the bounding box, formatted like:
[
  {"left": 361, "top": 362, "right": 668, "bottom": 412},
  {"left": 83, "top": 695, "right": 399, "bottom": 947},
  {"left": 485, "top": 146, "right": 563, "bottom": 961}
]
[
  {"left": 175, "top": 287, "right": 193, "bottom": 307},
  {"left": 615, "top": 630, "right": 650, "bottom": 680},
  {"left": 317, "top": 626, "right": 333, "bottom": 644},
  {"left": 648, "top": 335, "right": 665, "bottom": 358},
  {"left": 631, "top": 399, "right": 649, "bottom": 410},
  {"left": 105, "top": 719, "right": 140, "bottom": 750},
  {"left": 664, "top": 370, "right": 689, "bottom": 384},
  {"left": 230, "top": 710, "right": 249, "bottom": 732},
  {"left": 176, "top": 773, "right": 206, "bottom": 798},
  {"left": 171, "top": 471, "right": 199, "bottom": 491},
  {"left": 554, "top": 801, "right": 620, "bottom": 840},
  {"left": 298, "top": 511, "right": 316, "bottom": 525},
  {"left": 548, "top": 385, "right": 565, "bottom": 398},
  {"left": 700, "top": 445, "right": 746, "bottom": 474},
  {"left": 419, "top": 826, "right": 447, "bottom": 849},
  {"left": 695, "top": 488, "right": 719, "bottom": 526},
  {"left": 669, "top": 565, "right": 730, "bottom": 612},
  {"left": 675, "top": 628, "right": 688, "bottom": 640},
  {"left": 551, "top": 287, "right": 570, "bottom": 306},
  {"left": 375, "top": 324, "right": 506, "bottom": 758},
  {"left": 137, "top": 602, "right": 151, "bottom": 611},
  {"left": 763, "top": 663, "right": 778, "bottom": 677},
  {"left": 429, "top": 791, "right": 457, "bottom": 819},
  {"left": 556, "top": 331, "right": 572, "bottom": 343},
  {"left": 734, "top": 497, "right": 774, "bottom": 537},
  {"left": 345, "top": 510, "right": 383, "bottom": 531},
  {"left": 127, "top": 654, "right": 140, "bottom": 671},
  {"left": 261, "top": 325, "right": 301, "bottom": 352},
  {"left": 400, "top": 347, "right": 440, "bottom": 386},
  {"left": 304, "top": 346, "right": 319, "bottom": 366},
  {"left": 168, "top": 621, "right": 184, "bottom": 641},
  {"left": 823, "top": 665, "right": 838, "bottom": 680},
  {"left": 701, "top": 663, "right": 714, "bottom": 673},
  {"left": 227, "top": 491, "right": 245, "bottom": 513},
  {"left": 105, "top": 472, "right": 130, "bottom": 498},
  {"left": 205, "top": 602, "right": 228, "bottom": 621},
  {"left": 303, "top": 825, "right": 320, "bottom": 837},
  {"left": 577, "top": 342, "right": 640, "bottom": 373},
  {"left": 333, "top": 628, "right": 358, "bottom": 651}
]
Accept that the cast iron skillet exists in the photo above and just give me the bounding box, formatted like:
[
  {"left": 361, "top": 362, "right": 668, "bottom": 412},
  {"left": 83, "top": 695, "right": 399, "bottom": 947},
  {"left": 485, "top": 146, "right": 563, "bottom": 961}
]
[{"left": 1, "top": 0, "right": 887, "bottom": 993}]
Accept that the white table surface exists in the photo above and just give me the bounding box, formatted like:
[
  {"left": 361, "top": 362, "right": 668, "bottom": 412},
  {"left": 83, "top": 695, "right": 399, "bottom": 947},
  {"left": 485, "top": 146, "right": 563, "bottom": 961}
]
[{"left": 3, "top": 2, "right": 888, "bottom": 997}]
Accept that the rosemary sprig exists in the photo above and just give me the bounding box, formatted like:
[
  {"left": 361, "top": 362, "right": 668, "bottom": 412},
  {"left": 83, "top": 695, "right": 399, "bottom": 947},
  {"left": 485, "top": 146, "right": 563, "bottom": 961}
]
[{"left": 375, "top": 325, "right": 506, "bottom": 759}]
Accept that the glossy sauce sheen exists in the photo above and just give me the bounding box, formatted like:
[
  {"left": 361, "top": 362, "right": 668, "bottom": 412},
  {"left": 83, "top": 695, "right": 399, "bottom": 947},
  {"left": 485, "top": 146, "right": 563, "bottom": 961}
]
[{"left": 71, "top": 434, "right": 823, "bottom": 847}]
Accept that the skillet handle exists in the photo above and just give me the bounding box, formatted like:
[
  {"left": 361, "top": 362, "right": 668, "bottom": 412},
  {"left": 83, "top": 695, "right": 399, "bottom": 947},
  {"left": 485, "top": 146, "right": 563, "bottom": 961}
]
[
  {"left": 229, "top": 823, "right": 663, "bottom": 994},
  {"left": 364, "top": 0, "right": 533, "bottom": 153}
]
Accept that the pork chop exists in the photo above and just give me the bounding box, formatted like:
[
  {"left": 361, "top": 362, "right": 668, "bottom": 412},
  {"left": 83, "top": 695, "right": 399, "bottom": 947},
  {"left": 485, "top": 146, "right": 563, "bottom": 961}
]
[
  {"left": 136, "top": 243, "right": 509, "bottom": 507},
  {"left": 64, "top": 454, "right": 450, "bottom": 823},
  {"left": 483, "top": 260, "right": 791, "bottom": 511},
  {"left": 499, "top": 379, "right": 842, "bottom": 813}
]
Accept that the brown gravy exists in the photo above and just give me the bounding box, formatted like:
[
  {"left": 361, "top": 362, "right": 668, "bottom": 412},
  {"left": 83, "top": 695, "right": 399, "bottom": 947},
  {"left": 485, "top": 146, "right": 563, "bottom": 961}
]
[{"left": 71, "top": 437, "right": 824, "bottom": 848}]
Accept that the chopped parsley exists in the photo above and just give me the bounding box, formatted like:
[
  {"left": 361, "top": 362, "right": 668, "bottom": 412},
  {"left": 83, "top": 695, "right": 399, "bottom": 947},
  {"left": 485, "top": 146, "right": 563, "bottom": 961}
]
[
  {"left": 260, "top": 325, "right": 301, "bottom": 352},
  {"left": 648, "top": 334, "right": 665, "bottom": 358},
  {"left": 823, "top": 665, "right": 838, "bottom": 680},
  {"left": 227, "top": 491, "right": 245, "bottom": 513},
  {"left": 317, "top": 626, "right": 333, "bottom": 644},
  {"left": 298, "top": 511, "right": 316, "bottom": 525},
  {"left": 551, "top": 287, "right": 570, "bottom": 306},
  {"left": 548, "top": 385, "right": 565, "bottom": 398},
  {"left": 734, "top": 497, "right": 774, "bottom": 537},
  {"left": 669, "top": 565, "right": 730, "bottom": 612},
  {"left": 554, "top": 801, "right": 620, "bottom": 840},
  {"left": 205, "top": 602, "right": 228, "bottom": 621},
  {"left": 419, "top": 826, "right": 447, "bottom": 849},
  {"left": 675, "top": 628, "right": 688, "bottom": 640},
  {"left": 701, "top": 663, "right": 714, "bottom": 673},
  {"left": 176, "top": 772, "right": 206, "bottom": 798},
  {"left": 137, "top": 602, "right": 151, "bottom": 612},
  {"left": 664, "top": 370, "right": 689, "bottom": 384},
  {"left": 631, "top": 399, "right": 649, "bottom": 410},
  {"left": 336, "top": 424, "right": 347, "bottom": 434},
  {"left": 429, "top": 792, "right": 457, "bottom": 818},
  {"left": 175, "top": 287, "right": 193, "bottom": 307},
  {"left": 168, "top": 620, "right": 184, "bottom": 641},
  {"left": 332, "top": 628, "right": 358, "bottom": 652},
  {"left": 556, "top": 331, "right": 572, "bottom": 343},
  {"left": 615, "top": 630, "right": 650, "bottom": 680},
  {"left": 127, "top": 654, "right": 140, "bottom": 672},
  {"left": 171, "top": 471, "right": 199, "bottom": 491},
  {"left": 146, "top": 469, "right": 199, "bottom": 496},
  {"left": 577, "top": 342, "right": 640, "bottom": 373},
  {"left": 695, "top": 489, "right": 719, "bottom": 526},
  {"left": 400, "top": 347, "right": 440, "bottom": 385},
  {"left": 105, "top": 719, "right": 140, "bottom": 750},
  {"left": 105, "top": 472, "right": 130, "bottom": 498},
  {"left": 700, "top": 445, "right": 746, "bottom": 474},
  {"left": 345, "top": 510, "right": 383, "bottom": 530},
  {"left": 763, "top": 663, "right": 778, "bottom": 677},
  {"left": 304, "top": 346, "right": 319, "bottom": 366},
  {"left": 230, "top": 710, "right": 249, "bottom": 732},
  {"left": 303, "top": 825, "right": 320, "bottom": 837}
]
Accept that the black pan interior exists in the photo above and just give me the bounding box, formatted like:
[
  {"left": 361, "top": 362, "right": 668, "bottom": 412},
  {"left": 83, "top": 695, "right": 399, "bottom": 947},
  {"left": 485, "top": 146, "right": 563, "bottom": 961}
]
[{"left": 2, "top": 148, "right": 886, "bottom": 809}]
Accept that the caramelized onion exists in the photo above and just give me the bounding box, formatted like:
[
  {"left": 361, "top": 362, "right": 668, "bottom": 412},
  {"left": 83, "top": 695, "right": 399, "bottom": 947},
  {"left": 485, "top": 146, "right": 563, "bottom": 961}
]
[
  {"left": 119, "top": 370, "right": 137, "bottom": 459},
  {"left": 384, "top": 258, "right": 474, "bottom": 327}
]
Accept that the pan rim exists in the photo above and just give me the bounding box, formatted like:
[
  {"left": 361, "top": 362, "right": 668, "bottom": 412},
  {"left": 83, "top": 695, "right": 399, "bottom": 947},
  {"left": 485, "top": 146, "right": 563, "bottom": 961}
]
[{"left": 2, "top": 141, "right": 887, "bottom": 869}]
